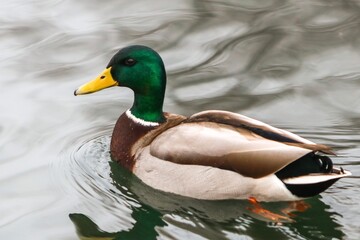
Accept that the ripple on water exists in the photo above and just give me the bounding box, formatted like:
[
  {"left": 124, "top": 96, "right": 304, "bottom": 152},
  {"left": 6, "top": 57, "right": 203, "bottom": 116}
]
[{"left": 57, "top": 127, "right": 136, "bottom": 233}]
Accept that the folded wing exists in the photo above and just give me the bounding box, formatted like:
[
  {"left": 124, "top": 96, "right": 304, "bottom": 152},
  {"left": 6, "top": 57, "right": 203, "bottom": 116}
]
[
  {"left": 150, "top": 111, "right": 324, "bottom": 178},
  {"left": 187, "top": 110, "right": 334, "bottom": 154}
]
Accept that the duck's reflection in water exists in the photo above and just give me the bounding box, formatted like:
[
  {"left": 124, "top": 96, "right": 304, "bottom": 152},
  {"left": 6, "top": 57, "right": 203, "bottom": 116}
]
[{"left": 69, "top": 161, "right": 344, "bottom": 240}]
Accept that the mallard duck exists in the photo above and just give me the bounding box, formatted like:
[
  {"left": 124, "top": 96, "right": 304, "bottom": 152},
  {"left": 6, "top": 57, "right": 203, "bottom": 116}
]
[{"left": 75, "top": 45, "right": 351, "bottom": 202}]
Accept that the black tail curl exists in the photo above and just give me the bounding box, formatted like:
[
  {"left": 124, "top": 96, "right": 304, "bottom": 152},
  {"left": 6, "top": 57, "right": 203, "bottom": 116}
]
[{"left": 317, "top": 155, "right": 333, "bottom": 173}]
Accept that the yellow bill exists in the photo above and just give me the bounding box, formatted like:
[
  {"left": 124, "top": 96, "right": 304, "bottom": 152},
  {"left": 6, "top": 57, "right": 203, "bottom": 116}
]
[{"left": 74, "top": 67, "right": 118, "bottom": 96}]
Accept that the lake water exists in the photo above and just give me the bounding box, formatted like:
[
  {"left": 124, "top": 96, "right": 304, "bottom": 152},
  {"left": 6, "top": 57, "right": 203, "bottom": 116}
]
[{"left": 1, "top": 0, "right": 360, "bottom": 239}]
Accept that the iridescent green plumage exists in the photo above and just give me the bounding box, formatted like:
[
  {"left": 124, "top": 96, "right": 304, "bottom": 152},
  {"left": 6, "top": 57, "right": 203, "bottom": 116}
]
[{"left": 107, "top": 45, "right": 166, "bottom": 122}]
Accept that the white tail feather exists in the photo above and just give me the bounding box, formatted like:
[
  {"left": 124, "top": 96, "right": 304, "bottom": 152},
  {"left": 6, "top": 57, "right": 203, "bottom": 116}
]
[{"left": 283, "top": 169, "right": 351, "bottom": 185}]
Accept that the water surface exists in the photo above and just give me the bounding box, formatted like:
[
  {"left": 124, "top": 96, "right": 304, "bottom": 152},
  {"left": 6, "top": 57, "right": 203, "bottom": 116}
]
[{"left": 1, "top": 0, "right": 360, "bottom": 239}]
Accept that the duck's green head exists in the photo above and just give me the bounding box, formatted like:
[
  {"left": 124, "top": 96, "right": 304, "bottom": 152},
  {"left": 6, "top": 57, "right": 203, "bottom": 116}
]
[{"left": 75, "top": 45, "right": 166, "bottom": 123}]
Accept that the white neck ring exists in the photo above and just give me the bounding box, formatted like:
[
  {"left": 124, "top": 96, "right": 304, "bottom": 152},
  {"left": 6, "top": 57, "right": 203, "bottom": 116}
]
[{"left": 126, "top": 109, "right": 160, "bottom": 127}]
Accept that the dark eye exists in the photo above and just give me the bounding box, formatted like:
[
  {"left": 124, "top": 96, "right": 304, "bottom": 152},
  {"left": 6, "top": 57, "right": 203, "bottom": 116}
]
[{"left": 124, "top": 58, "right": 136, "bottom": 66}]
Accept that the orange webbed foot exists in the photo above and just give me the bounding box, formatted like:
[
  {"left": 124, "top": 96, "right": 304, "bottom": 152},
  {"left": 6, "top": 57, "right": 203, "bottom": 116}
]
[
  {"left": 247, "top": 197, "right": 293, "bottom": 222},
  {"left": 280, "top": 200, "right": 310, "bottom": 217}
]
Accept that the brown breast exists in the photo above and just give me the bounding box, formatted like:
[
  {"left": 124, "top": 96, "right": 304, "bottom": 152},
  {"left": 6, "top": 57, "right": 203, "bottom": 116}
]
[
  {"left": 110, "top": 113, "right": 157, "bottom": 170},
  {"left": 110, "top": 111, "right": 186, "bottom": 171}
]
